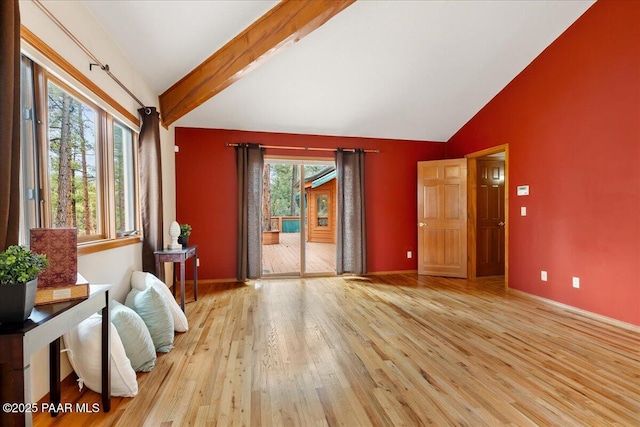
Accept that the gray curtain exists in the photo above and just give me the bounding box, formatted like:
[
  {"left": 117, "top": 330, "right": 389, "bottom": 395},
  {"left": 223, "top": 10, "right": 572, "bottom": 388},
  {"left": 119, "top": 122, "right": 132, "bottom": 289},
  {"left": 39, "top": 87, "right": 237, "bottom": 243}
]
[
  {"left": 336, "top": 149, "right": 367, "bottom": 275},
  {"left": 138, "top": 107, "right": 163, "bottom": 275},
  {"left": 236, "top": 143, "right": 264, "bottom": 280},
  {"left": 0, "top": 0, "right": 20, "bottom": 251}
]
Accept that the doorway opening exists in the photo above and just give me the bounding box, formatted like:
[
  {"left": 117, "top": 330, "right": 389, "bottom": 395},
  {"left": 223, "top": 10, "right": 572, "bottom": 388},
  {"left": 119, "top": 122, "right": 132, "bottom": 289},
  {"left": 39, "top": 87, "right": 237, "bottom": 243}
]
[
  {"left": 466, "top": 144, "right": 509, "bottom": 290},
  {"left": 261, "top": 158, "right": 336, "bottom": 277}
]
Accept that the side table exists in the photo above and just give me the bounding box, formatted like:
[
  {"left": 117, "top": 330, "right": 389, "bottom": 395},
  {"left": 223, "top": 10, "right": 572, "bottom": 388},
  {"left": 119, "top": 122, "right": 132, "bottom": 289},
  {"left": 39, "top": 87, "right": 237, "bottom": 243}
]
[
  {"left": 154, "top": 246, "right": 198, "bottom": 312},
  {"left": 0, "top": 285, "right": 111, "bottom": 427}
]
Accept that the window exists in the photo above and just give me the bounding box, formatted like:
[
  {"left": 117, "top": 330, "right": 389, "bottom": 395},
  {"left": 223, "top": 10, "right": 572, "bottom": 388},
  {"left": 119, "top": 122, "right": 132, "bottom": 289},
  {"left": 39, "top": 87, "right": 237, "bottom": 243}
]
[
  {"left": 19, "top": 54, "right": 141, "bottom": 249},
  {"left": 113, "top": 120, "right": 137, "bottom": 234},
  {"left": 19, "top": 56, "right": 41, "bottom": 245},
  {"left": 317, "top": 194, "right": 329, "bottom": 227},
  {"left": 46, "top": 79, "right": 100, "bottom": 238}
]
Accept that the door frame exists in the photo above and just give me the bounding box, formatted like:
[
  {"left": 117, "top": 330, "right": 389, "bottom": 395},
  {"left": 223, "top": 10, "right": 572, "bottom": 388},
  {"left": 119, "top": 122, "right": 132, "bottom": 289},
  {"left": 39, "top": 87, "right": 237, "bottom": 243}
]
[
  {"left": 465, "top": 144, "right": 509, "bottom": 290},
  {"left": 261, "top": 156, "right": 337, "bottom": 278}
]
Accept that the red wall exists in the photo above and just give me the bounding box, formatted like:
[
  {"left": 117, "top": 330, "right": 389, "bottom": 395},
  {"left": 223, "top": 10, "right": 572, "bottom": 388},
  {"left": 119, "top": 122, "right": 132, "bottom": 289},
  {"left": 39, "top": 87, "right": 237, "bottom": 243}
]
[
  {"left": 447, "top": 1, "right": 640, "bottom": 326},
  {"left": 175, "top": 128, "right": 445, "bottom": 280}
]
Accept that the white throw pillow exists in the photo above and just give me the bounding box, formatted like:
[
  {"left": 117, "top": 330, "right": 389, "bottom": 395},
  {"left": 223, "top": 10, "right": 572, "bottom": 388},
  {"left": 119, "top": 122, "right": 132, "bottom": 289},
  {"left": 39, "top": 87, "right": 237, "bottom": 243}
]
[
  {"left": 125, "top": 286, "right": 174, "bottom": 353},
  {"left": 131, "top": 271, "right": 189, "bottom": 332},
  {"left": 63, "top": 313, "right": 138, "bottom": 397}
]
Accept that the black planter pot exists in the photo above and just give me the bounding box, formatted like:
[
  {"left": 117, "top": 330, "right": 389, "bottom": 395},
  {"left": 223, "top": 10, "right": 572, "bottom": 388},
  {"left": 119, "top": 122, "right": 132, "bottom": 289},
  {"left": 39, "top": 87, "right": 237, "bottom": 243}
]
[
  {"left": 178, "top": 235, "right": 189, "bottom": 247},
  {"left": 0, "top": 278, "right": 38, "bottom": 325}
]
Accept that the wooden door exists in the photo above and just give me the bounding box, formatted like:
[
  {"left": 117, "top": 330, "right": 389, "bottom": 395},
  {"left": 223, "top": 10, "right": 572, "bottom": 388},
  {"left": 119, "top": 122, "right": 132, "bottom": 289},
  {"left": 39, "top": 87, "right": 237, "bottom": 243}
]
[
  {"left": 418, "top": 159, "right": 467, "bottom": 277},
  {"left": 307, "top": 188, "right": 335, "bottom": 243},
  {"left": 476, "top": 160, "right": 505, "bottom": 276}
]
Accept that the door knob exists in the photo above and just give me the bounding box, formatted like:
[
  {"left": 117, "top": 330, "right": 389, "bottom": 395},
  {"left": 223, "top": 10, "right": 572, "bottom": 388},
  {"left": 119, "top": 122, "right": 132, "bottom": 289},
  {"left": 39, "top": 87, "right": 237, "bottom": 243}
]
[
  {"left": 498, "top": 222, "right": 505, "bottom": 226},
  {"left": 419, "top": 222, "right": 427, "bottom": 227}
]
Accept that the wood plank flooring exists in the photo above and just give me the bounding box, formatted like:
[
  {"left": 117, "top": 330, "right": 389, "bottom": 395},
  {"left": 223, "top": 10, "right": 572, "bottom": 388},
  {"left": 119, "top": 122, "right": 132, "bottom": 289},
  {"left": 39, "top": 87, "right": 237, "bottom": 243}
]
[{"left": 34, "top": 274, "right": 640, "bottom": 426}]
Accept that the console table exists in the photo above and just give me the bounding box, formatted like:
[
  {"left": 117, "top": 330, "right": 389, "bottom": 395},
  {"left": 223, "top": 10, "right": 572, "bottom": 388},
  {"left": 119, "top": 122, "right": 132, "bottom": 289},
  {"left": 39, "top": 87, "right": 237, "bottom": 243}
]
[
  {"left": 0, "top": 284, "right": 111, "bottom": 427},
  {"left": 154, "top": 246, "right": 198, "bottom": 312}
]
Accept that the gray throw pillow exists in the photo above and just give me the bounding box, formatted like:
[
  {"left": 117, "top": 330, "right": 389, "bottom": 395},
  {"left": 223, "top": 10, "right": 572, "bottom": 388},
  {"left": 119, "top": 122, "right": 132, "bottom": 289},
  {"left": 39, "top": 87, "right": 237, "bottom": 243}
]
[
  {"left": 125, "top": 286, "right": 174, "bottom": 353},
  {"left": 111, "top": 300, "right": 157, "bottom": 371}
]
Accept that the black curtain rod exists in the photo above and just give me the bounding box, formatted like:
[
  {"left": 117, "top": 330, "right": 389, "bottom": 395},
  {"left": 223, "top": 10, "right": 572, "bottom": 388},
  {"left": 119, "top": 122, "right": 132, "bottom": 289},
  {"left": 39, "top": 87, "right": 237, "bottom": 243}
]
[
  {"left": 225, "top": 143, "right": 379, "bottom": 154},
  {"left": 33, "top": 0, "right": 146, "bottom": 110}
]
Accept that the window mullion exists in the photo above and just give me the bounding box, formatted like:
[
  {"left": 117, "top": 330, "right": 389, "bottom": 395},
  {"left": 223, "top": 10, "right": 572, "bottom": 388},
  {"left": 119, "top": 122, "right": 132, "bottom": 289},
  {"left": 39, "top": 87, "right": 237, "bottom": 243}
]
[
  {"left": 34, "top": 63, "right": 51, "bottom": 229},
  {"left": 132, "top": 132, "right": 142, "bottom": 235},
  {"left": 103, "top": 113, "right": 115, "bottom": 239}
]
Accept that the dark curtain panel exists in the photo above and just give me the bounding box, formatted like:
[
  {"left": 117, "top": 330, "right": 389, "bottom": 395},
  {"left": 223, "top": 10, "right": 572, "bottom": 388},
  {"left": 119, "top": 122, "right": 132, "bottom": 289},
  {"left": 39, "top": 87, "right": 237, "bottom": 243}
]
[
  {"left": 236, "top": 144, "right": 264, "bottom": 281},
  {"left": 0, "top": 0, "right": 21, "bottom": 251},
  {"left": 336, "top": 149, "right": 367, "bottom": 275},
  {"left": 138, "top": 107, "right": 163, "bottom": 274},
  {"left": 0, "top": 0, "right": 21, "bottom": 414}
]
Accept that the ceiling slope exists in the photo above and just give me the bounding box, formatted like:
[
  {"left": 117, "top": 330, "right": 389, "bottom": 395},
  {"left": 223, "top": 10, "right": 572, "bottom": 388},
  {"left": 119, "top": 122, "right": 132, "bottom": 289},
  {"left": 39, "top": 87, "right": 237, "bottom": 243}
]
[
  {"left": 83, "top": 0, "right": 595, "bottom": 141},
  {"left": 159, "top": 0, "right": 355, "bottom": 127}
]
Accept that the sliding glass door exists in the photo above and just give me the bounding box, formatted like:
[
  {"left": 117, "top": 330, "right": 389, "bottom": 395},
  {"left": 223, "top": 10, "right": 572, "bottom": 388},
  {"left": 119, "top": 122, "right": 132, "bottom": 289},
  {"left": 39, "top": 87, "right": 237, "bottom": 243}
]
[
  {"left": 261, "top": 159, "right": 336, "bottom": 276},
  {"left": 261, "top": 161, "right": 300, "bottom": 275}
]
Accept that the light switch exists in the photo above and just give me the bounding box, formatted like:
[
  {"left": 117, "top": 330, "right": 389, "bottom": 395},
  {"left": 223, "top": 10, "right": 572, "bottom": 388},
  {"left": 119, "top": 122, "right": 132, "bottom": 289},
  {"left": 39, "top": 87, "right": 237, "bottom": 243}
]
[
  {"left": 541, "top": 271, "right": 547, "bottom": 281},
  {"left": 521, "top": 207, "right": 527, "bottom": 216}
]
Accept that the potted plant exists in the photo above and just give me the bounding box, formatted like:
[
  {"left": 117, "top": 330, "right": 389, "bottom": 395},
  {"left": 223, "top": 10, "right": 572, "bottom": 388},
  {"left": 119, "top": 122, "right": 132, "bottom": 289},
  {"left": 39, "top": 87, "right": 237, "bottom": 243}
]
[
  {"left": 0, "top": 245, "right": 48, "bottom": 324},
  {"left": 178, "top": 224, "right": 192, "bottom": 247}
]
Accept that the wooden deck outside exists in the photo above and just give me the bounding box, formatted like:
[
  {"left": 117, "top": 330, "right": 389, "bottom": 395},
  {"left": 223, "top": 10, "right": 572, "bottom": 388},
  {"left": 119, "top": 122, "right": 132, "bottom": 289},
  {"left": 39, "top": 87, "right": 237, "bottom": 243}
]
[{"left": 262, "top": 232, "right": 335, "bottom": 275}]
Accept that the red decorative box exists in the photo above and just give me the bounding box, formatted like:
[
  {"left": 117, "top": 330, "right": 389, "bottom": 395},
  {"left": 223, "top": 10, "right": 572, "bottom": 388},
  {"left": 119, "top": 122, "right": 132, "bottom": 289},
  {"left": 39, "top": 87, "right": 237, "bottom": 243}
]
[{"left": 30, "top": 228, "right": 78, "bottom": 287}]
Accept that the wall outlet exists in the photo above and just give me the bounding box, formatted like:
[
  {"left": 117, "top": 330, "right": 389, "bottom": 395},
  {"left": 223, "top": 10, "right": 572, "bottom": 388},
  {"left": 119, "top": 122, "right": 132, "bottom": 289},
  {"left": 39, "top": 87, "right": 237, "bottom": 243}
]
[
  {"left": 407, "top": 251, "right": 412, "bottom": 259},
  {"left": 197, "top": 258, "right": 200, "bottom": 267},
  {"left": 541, "top": 271, "right": 547, "bottom": 281},
  {"left": 572, "top": 277, "right": 580, "bottom": 288},
  {"left": 521, "top": 206, "right": 527, "bottom": 216}
]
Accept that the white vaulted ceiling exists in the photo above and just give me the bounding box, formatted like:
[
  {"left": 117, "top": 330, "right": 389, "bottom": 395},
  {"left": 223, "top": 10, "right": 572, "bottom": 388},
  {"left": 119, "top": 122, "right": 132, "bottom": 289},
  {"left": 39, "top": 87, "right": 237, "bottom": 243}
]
[{"left": 82, "top": 0, "right": 594, "bottom": 142}]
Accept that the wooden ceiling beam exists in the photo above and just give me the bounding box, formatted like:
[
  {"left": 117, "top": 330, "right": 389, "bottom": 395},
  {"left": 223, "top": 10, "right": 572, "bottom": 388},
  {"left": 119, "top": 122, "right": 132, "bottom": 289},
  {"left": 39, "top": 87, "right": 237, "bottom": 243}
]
[{"left": 158, "top": 0, "right": 356, "bottom": 127}]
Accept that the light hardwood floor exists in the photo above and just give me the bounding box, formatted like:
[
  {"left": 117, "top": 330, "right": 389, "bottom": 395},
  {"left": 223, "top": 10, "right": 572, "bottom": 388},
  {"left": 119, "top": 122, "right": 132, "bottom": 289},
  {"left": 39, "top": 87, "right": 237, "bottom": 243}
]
[{"left": 34, "top": 274, "right": 639, "bottom": 426}]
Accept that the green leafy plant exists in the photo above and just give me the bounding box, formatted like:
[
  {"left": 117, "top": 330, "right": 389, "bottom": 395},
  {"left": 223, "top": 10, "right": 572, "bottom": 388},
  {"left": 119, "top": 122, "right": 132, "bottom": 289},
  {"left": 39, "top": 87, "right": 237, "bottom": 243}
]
[
  {"left": 180, "top": 224, "right": 192, "bottom": 237},
  {"left": 0, "top": 245, "right": 49, "bottom": 286}
]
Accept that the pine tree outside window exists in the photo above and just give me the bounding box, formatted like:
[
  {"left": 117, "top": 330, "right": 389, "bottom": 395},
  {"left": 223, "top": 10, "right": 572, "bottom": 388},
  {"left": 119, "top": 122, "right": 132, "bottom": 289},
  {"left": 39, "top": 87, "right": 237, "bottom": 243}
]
[
  {"left": 113, "top": 120, "right": 136, "bottom": 234},
  {"left": 46, "top": 80, "right": 100, "bottom": 239}
]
